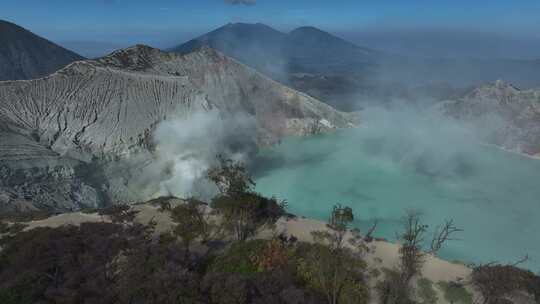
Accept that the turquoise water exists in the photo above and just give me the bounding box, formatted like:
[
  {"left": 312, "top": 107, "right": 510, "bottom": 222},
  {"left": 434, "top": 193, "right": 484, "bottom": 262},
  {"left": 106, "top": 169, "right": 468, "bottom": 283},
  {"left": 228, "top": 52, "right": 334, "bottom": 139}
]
[{"left": 254, "top": 124, "right": 540, "bottom": 272}]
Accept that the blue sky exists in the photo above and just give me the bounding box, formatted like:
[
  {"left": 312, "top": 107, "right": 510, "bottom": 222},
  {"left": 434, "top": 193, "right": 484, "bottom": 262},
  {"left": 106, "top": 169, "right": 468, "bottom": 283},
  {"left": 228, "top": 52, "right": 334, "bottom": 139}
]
[{"left": 3, "top": 0, "right": 540, "bottom": 58}]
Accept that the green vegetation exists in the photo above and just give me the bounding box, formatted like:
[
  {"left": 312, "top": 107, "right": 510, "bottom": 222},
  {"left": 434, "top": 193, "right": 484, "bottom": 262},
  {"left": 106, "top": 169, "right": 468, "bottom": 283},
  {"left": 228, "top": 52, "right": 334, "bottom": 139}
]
[
  {"left": 0, "top": 219, "right": 327, "bottom": 304},
  {"left": 0, "top": 221, "right": 27, "bottom": 235},
  {"left": 209, "top": 155, "right": 286, "bottom": 241},
  {"left": 80, "top": 207, "right": 99, "bottom": 214},
  {"left": 306, "top": 204, "right": 369, "bottom": 304},
  {"left": 0, "top": 222, "right": 130, "bottom": 304},
  {"left": 209, "top": 239, "right": 269, "bottom": 274},
  {"left": 0, "top": 210, "right": 53, "bottom": 222},
  {"left": 170, "top": 198, "right": 217, "bottom": 257},
  {"left": 437, "top": 281, "right": 473, "bottom": 304},
  {"left": 417, "top": 278, "right": 438, "bottom": 304},
  {"left": 296, "top": 242, "right": 368, "bottom": 304}
]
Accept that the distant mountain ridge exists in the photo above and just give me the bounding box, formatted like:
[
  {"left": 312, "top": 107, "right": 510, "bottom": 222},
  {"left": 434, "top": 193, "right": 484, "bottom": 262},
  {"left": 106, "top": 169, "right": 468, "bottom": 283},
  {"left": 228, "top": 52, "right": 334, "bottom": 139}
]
[
  {"left": 172, "top": 23, "right": 540, "bottom": 111},
  {"left": 0, "top": 20, "right": 84, "bottom": 81},
  {"left": 172, "top": 22, "right": 381, "bottom": 78},
  {"left": 171, "top": 23, "right": 384, "bottom": 110}
]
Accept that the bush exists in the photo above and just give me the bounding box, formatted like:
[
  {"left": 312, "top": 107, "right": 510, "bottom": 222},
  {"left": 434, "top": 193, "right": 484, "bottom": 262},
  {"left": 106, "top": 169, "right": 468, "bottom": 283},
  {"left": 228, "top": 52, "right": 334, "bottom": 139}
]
[
  {"left": 252, "top": 239, "right": 291, "bottom": 272},
  {"left": 0, "top": 220, "right": 333, "bottom": 304},
  {"left": 80, "top": 207, "right": 98, "bottom": 214},
  {"left": 202, "top": 270, "right": 322, "bottom": 304},
  {"left": 204, "top": 239, "right": 325, "bottom": 304},
  {"left": 209, "top": 239, "right": 269, "bottom": 274},
  {"left": 472, "top": 264, "right": 540, "bottom": 304},
  {"left": 0, "top": 222, "right": 129, "bottom": 304},
  {"left": 376, "top": 268, "right": 415, "bottom": 304},
  {"left": 211, "top": 192, "right": 285, "bottom": 241},
  {"left": 0, "top": 210, "right": 54, "bottom": 222},
  {"left": 294, "top": 242, "right": 368, "bottom": 304},
  {"left": 115, "top": 235, "right": 204, "bottom": 303},
  {"left": 417, "top": 278, "right": 438, "bottom": 304},
  {"left": 437, "top": 281, "right": 473, "bottom": 304},
  {"left": 0, "top": 222, "right": 27, "bottom": 235},
  {"left": 0, "top": 272, "right": 48, "bottom": 304}
]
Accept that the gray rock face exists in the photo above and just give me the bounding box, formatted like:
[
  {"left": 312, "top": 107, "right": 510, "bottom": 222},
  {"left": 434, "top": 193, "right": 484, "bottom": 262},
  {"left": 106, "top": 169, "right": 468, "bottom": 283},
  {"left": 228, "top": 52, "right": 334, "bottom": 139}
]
[
  {"left": 438, "top": 80, "right": 540, "bottom": 155},
  {"left": 0, "top": 45, "right": 355, "bottom": 214},
  {"left": 0, "top": 132, "right": 102, "bottom": 213},
  {"left": 0, "top": 20, "right": 84, "bottom": 81}
]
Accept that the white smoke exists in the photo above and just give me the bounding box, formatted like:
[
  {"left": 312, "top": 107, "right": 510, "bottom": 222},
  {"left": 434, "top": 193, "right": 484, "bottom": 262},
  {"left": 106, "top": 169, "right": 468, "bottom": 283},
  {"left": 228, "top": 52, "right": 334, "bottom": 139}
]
[{"left": 148, "top": 110, "right": 257, "bottom": 200}]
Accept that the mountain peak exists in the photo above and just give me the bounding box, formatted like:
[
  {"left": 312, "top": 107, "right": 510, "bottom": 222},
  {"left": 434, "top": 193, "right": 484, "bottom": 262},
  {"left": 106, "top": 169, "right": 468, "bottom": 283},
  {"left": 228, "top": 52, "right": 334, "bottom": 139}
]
[
  {"left": 493, "top": 79, "right": 518, "bottom": 90},
  {"left": 285, "top": 25, "right": 377, "bottom": 60},
  {"left": 464, "top": 80, "right": 522, "bottom": 100},
  {"left": 213, "top": 22, "right": 285, "bottom": 38},
  {"left": 289, "top": 26, "right": 326, "bottom": 34},
  {"left": 171, "top": 22, "right": 285, "bottom": 55},
  {"left": 94, "top": 44, "right": 173, "bottom": 71},
  {"left": 223, "top": 22, "right": 274, "bottom": 29},
  {"left": 93, "top": 44, "right": 230, "bottom": 73},
  {"left": 478, "top": 80, "right": 520, "bottom": 93},
  {"left": 288, "top": 26, "right": 354, "bottom": 45},
  {"left": 106, "top": 44, "right": 158, "bottom": 57},
  {"left": 0, "top": 20, "right": 84, "bottom": 81}
]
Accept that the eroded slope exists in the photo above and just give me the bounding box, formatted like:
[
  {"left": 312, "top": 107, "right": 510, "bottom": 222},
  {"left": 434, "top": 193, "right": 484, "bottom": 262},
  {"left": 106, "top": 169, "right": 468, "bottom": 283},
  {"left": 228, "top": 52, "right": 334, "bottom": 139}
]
[{"left": 0, "top": 45, "right": 355, "bottom": 213}]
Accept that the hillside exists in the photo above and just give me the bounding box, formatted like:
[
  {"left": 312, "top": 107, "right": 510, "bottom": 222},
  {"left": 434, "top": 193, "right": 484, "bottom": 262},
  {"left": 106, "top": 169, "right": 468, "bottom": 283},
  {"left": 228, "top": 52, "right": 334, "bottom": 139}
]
[
  {"left": 0, "top": 45, "right": 355, "bottom": 213},
  {"left": 0, "top": 20, "right": 84, "bottom": 81},
  {"left": 438, "top": 80, "right": 540, "bottom": 156}
]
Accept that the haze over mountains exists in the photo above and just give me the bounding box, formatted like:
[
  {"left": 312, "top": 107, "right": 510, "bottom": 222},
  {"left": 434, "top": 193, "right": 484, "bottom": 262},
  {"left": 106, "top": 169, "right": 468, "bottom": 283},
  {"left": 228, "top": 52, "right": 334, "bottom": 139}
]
[
  {"left": 172, "top": 23, "right": 540, "bottom": 110},
  {"left": 173, "top": 23, "right": 381, "bottom": 78},
  {"left": 341, "top": 29, "right": 540, "bottom": 60},
  {"left": 172, "top": 23, "right": 383, "bottom": 110},
  {"left": 0, "top": 20, "right": 84, "bottom": 81}
]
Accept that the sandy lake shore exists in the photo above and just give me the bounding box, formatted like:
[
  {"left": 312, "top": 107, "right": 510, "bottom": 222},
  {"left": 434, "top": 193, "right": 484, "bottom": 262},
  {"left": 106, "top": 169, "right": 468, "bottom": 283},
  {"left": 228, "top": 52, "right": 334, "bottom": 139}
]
[{"left": 16, "top": 203, "right": 480, "bottom": 304}]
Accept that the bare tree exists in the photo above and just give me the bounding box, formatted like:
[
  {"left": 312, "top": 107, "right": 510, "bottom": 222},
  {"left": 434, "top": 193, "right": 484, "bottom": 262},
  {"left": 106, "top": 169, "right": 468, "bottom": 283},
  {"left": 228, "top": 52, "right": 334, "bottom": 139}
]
[
  {"left": 364, "top": 219, "right": 379, "bottom": 242},
  {"left": 207, "top": 154, "right": 255, "bottom": 196},
  {"left": 398, "top": 210, "right": 428, "bottom": 284},
  {"left": 208, "top": 157, "right": 285, "bottom": 241},
  {"left": 309, "top": 204, "right": 367, "bottom": 304},
  {"left": 312, "top": 204, "right": 354, "bottom": 250},
  {"left": 380, "top": 211, "right": 428, "bottom": 304},
  {"left": 429, "top": 219, "right": 463, "bottom": 255},
  {"left": 472, "top": 256, "right": 538, "bottom": 304}
]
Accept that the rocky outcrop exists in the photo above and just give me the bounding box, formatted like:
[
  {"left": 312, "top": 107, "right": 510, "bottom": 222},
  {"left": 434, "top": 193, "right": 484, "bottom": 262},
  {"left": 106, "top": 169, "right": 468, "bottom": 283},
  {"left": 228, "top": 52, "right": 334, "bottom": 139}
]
[
  {"left": 438, "top": 80, "right": 540, "bottom": 156},
  {"left": 0, "top": 20, "right": 84, "bottom": 81},
  {"left": 0, "top": 132, "right": 101, "bottom": 214},
  {"left": 0, "top": 45, "right": 355, "bottom": 213}
]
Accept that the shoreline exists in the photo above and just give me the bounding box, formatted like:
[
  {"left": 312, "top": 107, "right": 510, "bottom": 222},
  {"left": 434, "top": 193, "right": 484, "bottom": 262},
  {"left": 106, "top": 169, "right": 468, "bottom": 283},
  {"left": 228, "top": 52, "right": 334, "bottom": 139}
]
[
  {"left": 17, "top": 205, "right": 475, "bottom": 285},
  {"left": 480, "top": 142, "right": 540, "bottom": 161}
]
